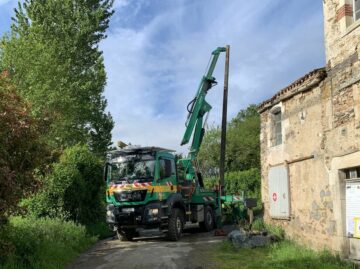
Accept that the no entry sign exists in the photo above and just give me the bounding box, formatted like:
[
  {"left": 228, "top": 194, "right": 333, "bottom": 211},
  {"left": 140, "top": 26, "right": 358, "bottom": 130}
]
[{"left": 272, "top": 192, "right": 278, "bottom": 202}]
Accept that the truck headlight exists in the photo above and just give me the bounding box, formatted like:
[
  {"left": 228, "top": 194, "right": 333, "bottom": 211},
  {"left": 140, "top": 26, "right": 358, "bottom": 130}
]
[
  {"left": 106, "top": 210, "right": 114, "bottom": 217},
  {"left": 148, "top": 208, "right": 159, "bottom": 216}
]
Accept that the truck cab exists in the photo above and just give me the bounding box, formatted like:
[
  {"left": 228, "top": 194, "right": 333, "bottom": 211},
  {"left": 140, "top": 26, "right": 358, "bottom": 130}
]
[{"left": 105, "top": 146, "right": 218, "bottom": 241}]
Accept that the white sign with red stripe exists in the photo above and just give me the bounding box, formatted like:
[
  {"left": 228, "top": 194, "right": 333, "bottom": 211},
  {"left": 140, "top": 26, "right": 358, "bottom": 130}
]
[
  {"left": 203, "top": 196, "right": 215, "bottom": 202},
  {"left": 111, "top": 182, "right": 153, "bottom": 190}
]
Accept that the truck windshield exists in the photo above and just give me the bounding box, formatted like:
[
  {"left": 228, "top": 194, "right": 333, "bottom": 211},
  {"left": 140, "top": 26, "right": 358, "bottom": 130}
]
[{"left": 109, "top": 154, "right": 155, "bottom": 183}]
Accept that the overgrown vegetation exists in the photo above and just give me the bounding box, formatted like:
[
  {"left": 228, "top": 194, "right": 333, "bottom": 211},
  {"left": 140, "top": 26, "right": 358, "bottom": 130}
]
[
  {"left": 209, "top": 240, "right": 354, "bottom": 269},
  {"left": 0, "top": 0, "right": 114, "bottom": 154},
  {"left": 24, "top": 145, "right": 105, "bottom": 224},
  {"left": 0, "top": 0, "right": 115, "bottom": 268},
  {"left": 0, "top": 217, "right": 96, "bottom": 269},
  {"left": 251, "top": 219, "right": 285, "bottom": 240},
  {"left": 0, "top": 77, "right": 46, "bottom": 224},
  {"left": 199, "top": 105, "right": 261, "bottom": 205}
]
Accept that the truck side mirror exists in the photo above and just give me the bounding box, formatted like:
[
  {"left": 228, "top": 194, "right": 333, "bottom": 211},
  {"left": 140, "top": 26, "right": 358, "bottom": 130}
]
[{"left": 103, "top": 163, "right": 109, "bottom": 182}]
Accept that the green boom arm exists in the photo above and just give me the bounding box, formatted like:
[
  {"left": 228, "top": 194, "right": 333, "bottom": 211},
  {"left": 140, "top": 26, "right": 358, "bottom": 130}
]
[{"left": 181, "top": 47, "right": 226, "bottom": 160}]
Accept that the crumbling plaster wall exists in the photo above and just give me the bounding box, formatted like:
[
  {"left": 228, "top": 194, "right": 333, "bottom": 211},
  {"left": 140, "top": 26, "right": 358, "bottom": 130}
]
[
  {"left": 261, "top": 81, "right": 360, "bottom": 254},
  {"left": 260, "top": 0, "right": 360, "bottom": 255},
  {"left": 261, "top": 84, "right": 340, "bottom": 251}
]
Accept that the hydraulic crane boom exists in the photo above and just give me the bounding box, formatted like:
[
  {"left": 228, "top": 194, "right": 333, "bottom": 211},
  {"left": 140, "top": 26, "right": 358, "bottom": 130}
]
[{"left": 181, "top": 47, "right": 226, "bottom": 160}]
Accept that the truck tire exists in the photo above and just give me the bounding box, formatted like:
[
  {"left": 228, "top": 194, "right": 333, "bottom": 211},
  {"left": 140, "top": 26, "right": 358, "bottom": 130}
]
[
  {"left": 167, "top": 208, "right": 184, "bottom": 241},
  {"left": 200, "top": 206, "right": 215, "bottom": 232},
  {"left": 116, "top": 229, "right": 135, "bottom": 241}
]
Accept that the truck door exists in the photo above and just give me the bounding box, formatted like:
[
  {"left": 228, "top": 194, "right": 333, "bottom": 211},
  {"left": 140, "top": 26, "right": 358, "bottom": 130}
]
[{"left": 157, "top": 157, "right": 176, "bottom": 192}]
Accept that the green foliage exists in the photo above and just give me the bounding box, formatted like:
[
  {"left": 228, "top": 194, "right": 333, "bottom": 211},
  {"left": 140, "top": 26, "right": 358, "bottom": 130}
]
[
  {"left": 209, "top": 240, "right": 354, "bottom": 269},
  {"left": 204, "top": 168, "right": 261, "bottom": 207},
  {"left": 86, "top": 222, "right": 114, "bottom": 240},
  {"left": 0, "top": 1, "right": 115, "bottom": 266},
  {"left": 199, "top": 105, "right": 261, "bottom": 203},
  {"left": 0, "top": 77, "right": 46, "bottom": 224},
  {"left": 267, "top": 241, "right": 352, "bottom": 269},
  {"left": 0, "top": 0, "right": 114, "bottom": 155},
  {"left": 266, "top": 224, "right": 285, "bottom": 241},
  {"left": 251, "top": 219, "right": 285, "bottom": 240},
  {"left": 25, "top": 144, "right": 105, "bottom": 224},
  {"left": 198, "top": 126, "right": 221, "bottom": 175},
  {"left": 251, "top": 218, "right": 266, "bottom": 231},
  {"left": 0, "top": 216, "right": 96, "bottom": 269},
  {"left": 224, "top": 168, "right": 261, "bottom": 197},
  {"left": 199, "top": 104, "right": 260, "bottom": 174},
  {"left": 227, "top": 105, "right": 260, "bottom": 171}
]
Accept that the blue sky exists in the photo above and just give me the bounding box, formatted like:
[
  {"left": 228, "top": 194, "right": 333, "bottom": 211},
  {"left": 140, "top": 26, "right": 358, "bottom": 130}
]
[{"left": 0, "top": 0, "right": 325, "bottom": 152}]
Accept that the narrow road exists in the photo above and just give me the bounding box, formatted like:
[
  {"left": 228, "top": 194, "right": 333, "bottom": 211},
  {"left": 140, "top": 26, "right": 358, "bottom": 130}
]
[{"left": 68, "top": 228, "right": 225, "bottom": 269}]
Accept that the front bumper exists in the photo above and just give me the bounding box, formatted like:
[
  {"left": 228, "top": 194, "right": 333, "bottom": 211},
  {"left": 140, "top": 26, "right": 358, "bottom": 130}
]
[{"left": 106, "top": 203, "right": 163, "bottom": 228}]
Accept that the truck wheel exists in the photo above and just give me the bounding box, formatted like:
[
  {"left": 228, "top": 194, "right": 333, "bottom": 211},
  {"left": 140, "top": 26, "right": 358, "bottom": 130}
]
[
  {"left": 167, "top": 208, "right": 184, "bottom": 241},
  {"left": 200, "top": 206, "right": 214, "bottom": 232},
  {"left": 116, "top": 229, "right": 135, "bottom": 241}
]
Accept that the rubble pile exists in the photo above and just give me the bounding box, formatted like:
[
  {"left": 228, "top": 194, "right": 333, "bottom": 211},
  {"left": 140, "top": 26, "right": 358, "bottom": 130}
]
[{"left": 227, "top": 229, "right": 276, "bottom": 248}]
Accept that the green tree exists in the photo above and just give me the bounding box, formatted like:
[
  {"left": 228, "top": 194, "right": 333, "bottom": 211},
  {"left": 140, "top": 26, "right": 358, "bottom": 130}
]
[
  {"left": 25, "top": 144, "right": 105, "bottom": 224},
  {"left": 0, "top": 0, "right": 114, "bottom": 155},
  {"left": 198, "top": 105, "right": 261, "bottom": 202},
  {"left": 198, "top": 104, "right": 260, "bottom": 174},
  {"left": 227, "top": 104, "right": 260, "bottom": 171}
]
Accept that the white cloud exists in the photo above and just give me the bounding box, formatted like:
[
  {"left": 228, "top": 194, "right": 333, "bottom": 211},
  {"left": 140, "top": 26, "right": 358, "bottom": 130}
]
[
  {"left": 113, "top": 0, "right": 130, "bottom": 8},
  {"left": 0, "top": 0, "right": 11, "bottom": 6},
  {"left": 101, "top": 0, "right": 325, "bottom": 154}
]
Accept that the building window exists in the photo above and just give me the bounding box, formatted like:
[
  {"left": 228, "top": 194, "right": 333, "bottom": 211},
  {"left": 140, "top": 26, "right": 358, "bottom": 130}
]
[
  {"left": 271, "top": 108, "right": 282, "bottom": 146},
  {"left": 342, "top": 166, "right": 360, "bottom": 238},
  {"left": 355, "top": 0, "right": 360, "bottom": 21},
  {"left": 344, "top": 166, "right": 360, "bottom": 180}
]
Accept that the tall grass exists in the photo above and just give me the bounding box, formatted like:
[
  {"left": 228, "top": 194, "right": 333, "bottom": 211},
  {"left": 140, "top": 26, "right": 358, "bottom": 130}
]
[
  {"left": 267, "top": 241, "right": 353, "bottom": 269},
  {"left": 211, "top": 241, "right": 354, "bottom": 269},
  {"left": 251, "top": 218, "right": 285, "bottom": 240},
  {"left": 0, "top": 216, "right": 96, "bottom": 269}
]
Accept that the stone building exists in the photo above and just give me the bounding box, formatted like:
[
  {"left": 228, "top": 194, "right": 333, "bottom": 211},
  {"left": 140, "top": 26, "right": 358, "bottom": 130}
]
[{"left": 258, "top": 0, "right": 360, "bottom": 259}]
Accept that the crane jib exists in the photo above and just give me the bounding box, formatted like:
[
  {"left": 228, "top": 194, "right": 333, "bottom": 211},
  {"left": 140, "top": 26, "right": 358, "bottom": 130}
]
[{"left": 180, "top": 47, "right": 226, "bottom": 156}]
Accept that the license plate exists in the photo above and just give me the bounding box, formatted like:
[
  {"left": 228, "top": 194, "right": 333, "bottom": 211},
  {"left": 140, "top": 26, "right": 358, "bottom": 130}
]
[{"left": 122, "top": 207, "right": 135, "bottom": 213}]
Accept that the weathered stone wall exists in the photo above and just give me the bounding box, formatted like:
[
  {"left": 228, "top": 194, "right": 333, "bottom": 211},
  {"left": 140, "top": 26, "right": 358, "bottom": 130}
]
[
  {"left": 261, "top": 80, "right": 360, "bottom": 254},
  {"left": 261, "top": 84, "right": 340, "bottom": 251},
  {"left": 260, "top": 0, "right": 360, "bottom": 256},
  {"left": 324, "top": 0, "right": 360, "bottom": 68}
]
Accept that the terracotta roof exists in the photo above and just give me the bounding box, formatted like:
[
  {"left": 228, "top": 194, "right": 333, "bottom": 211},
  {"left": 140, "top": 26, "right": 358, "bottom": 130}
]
[{"left": 257, "top": 68, "right": 327, "bottom": 113}]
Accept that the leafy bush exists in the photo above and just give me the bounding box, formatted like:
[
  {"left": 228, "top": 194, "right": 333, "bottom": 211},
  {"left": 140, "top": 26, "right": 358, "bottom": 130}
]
[
  {"left": 204, "top": 168, "right": 262, "bottom": 208},
  {"left": 24, "top": 144, "right": 105, "bottom": 225},
  {"left": 224, "top": 168, "right": 261, "bottom": 197},
  {"left": 86, "top": 222, "right": 114, "bottom": 240},
  {"left": 251, "top": 218, "right": 266, "bottom": 231},
  {"left": 251, "top": 218, "right": 285, "bottom": 240},
  {"left": 0, "top": 77, "right": 47, "bottom": 224},
  {"left": 0, "top": 216, "right": 96, "bottom": 269},
  {"left": 198, "top": 105, "right": 260, "bottom": 174}
]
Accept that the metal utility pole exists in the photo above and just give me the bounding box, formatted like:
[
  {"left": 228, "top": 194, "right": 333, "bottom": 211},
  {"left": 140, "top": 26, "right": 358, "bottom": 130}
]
[{"left": 219, "top": 45, "right": 230, "bottom": 191}]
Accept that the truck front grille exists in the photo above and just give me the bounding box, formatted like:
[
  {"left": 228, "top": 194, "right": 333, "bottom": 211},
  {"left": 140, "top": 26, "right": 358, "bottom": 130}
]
[{"left": 114, "top": 190, "right": 147, "bottom": 202}]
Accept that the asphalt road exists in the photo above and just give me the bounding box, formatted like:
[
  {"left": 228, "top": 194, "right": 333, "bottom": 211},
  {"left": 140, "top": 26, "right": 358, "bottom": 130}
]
[{"left": 67, "top": 228, "right": 226, "bottom": 269}]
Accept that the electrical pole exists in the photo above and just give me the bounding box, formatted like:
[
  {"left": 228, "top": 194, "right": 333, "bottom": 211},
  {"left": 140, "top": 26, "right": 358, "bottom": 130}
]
[{"left": 219, "top": 45, "right": 230, "bottom": 191}]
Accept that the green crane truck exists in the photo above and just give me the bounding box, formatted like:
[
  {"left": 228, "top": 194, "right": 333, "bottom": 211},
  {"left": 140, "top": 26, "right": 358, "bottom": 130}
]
[{"left": 105, "top": 47, "right": 242, "bottom": 241}]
